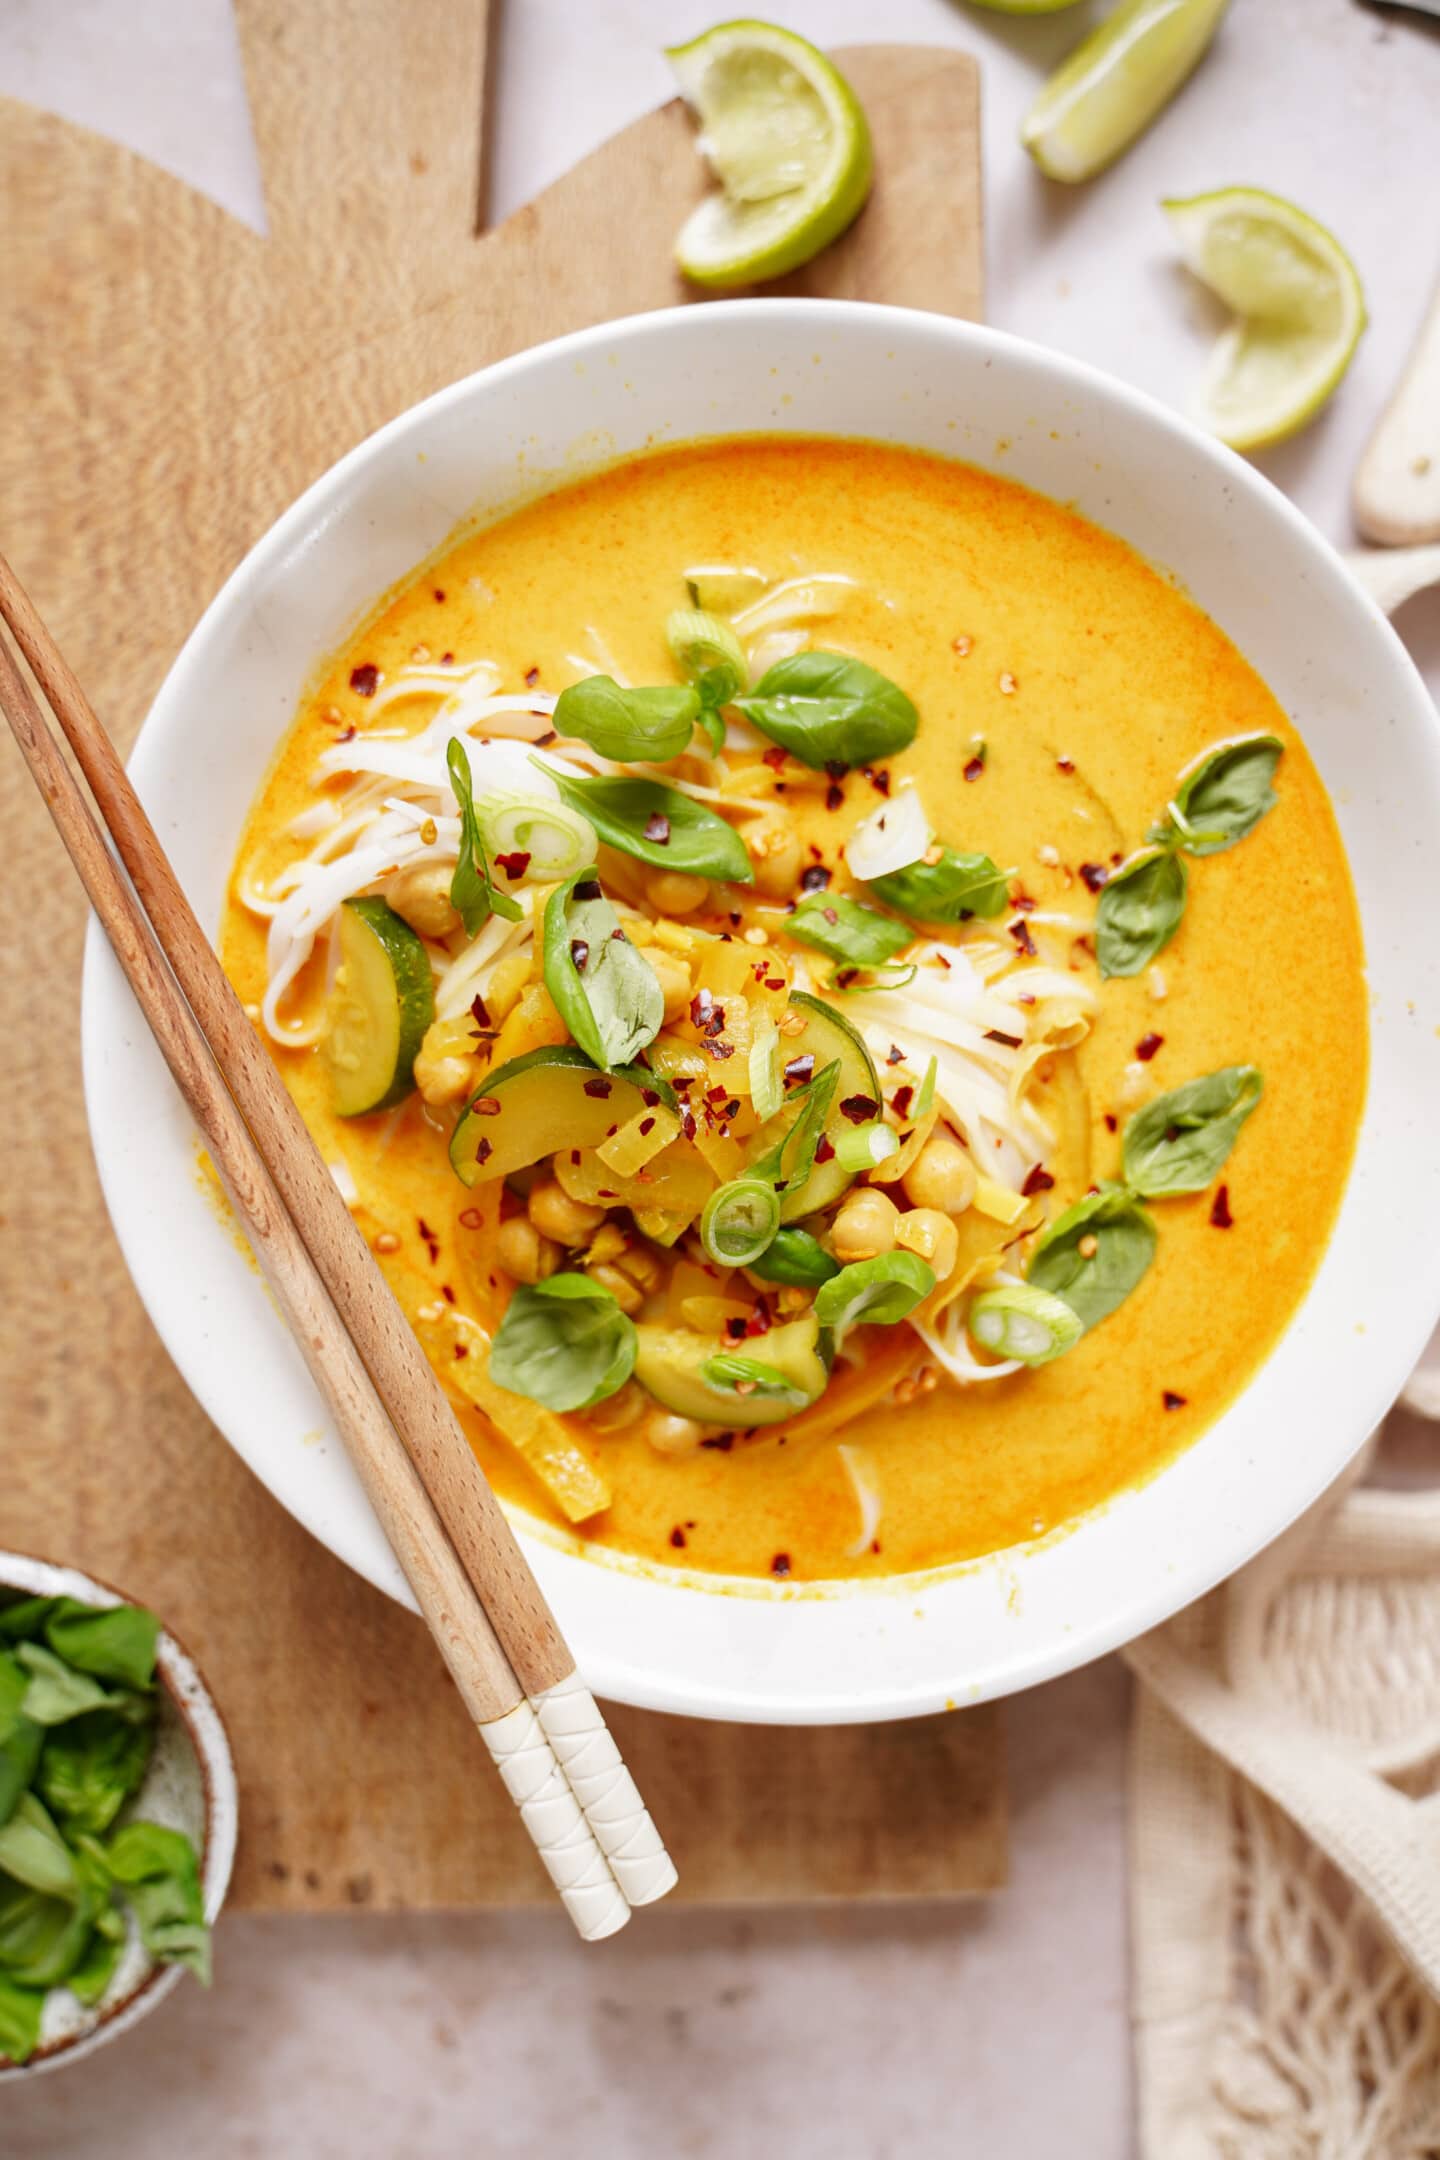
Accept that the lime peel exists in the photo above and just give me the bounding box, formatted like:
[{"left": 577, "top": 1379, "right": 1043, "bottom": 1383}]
[
  {"left": 666, "top": 21, "right": 873, "bottom": 289},
  {"left": 1165, "top": 187, "right": 1367, "bottom": 453}
]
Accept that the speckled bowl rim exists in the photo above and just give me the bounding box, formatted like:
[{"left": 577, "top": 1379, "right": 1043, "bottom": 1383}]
[{"left": 0, "top": 1552, "right": 238, "bottom": 2080}]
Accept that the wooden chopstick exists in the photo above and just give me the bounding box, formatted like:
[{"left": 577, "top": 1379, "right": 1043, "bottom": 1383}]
[{"left": 0, "top": 561, "right": 676, "bottom": 1923}]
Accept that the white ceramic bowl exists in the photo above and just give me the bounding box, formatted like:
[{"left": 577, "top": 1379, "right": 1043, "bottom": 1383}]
[
  {"left": 0, "top": 1554, "right": 237, "bottom": 2078},
  {"left": 82, "top": 301, "right": 1440, "bottom": 1723}
]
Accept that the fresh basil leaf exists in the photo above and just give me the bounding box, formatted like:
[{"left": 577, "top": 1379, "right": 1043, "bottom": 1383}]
[
  {"left": 1027, "top": 1182, "right": 1156, "bottom": 1331},
  {"left": 0, "top": 1652, "right": 42, "bottom": 1830},
  {"left": 698, "top": 1353, "right": 811, "bottom": 1407},
  {"left": 1169, "top": 734, "right": 1284, "bottom": 857},
  {"left": 748, "top": 1060, "right": 840, "bottom": 1192},
  {"left": 814, "top": 1251, "right": 936, "bottom": 1339},
  {"left": 869, "top": 846, "right": 1010, "bottom": 924},
  {"left": 746, "top": 1228, "right": 841, "bottom": 1289},
  {"left": 16, "top": 1646, "right": 148, "bottom": 1731},
  {"left": 0, "top": 1793, "right": 80, "bottom": 1903},
  {"left": 1095, "top": 846, "right": 1188, "bottom": 979},
  {"left": 552, "top": 676, "right": 700, "bottom": 763},
  {"left": 735, "top": 651, "right": 918, "bottom": 770},
  {"left": 447, "top": 738, "right": 523, "bottom": 936},
  {"left": 787, "top": 894, "right": 913, "bottom": 969},
  {"left": 66, "top": 1920, "right": 123, "bottom": 2008},
  {"left": 694, "top": 687, "right": 728, "bottom": 757},
  {"left": 542, "top": 870, "right": 663, "bottom": 1071},
  {"left": 540, "top": 765, "right": 755, "bottom": 884},
  {"left": 104, "top": 1821, "right": 211, "bottom": 1985},
  {"left": 38, "top": 1710, "right": 155, "bottom": 1837},
  {"left": 489, "top": 1274, "right": 637, "bottom": 1414},
  {"left": 0, "top": 1599, "right": 58, "bottom": 1644},
  {"left": 42, "top": 1601, "right": 159, "bottom": 1691},
  {"left": 1122, "top": 1065, "right": 1263, "bottom": 1197},
  {"left": 0, "top": 1973, "right": 44, "bottom": 2064}
]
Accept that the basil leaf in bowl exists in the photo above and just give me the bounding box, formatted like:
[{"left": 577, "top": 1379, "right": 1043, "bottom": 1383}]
[
  {"left": 1027, "top": 1182, "right": 1157, "bottom": 1330},
  {"left": 539, "top": 765, "right": 754, "bottom": 883},
  {"left": 542, "top": 870, "right": 663, "bottom": 1072},
  {"left": 489, "top": 1274, "right": 638, "bottom": 1414},
  {"left": 1168, "top": 733, "right": 1283, "bottom": 856},
  {"left": 787, "top": 893, "right": 913, "bottom": 969},
  {"left": 735, "top": 650, "right": 918, "bottom": 770},
  {"left": 1095, "top": 845, "right": 1188, "bottom": 978},
  {"left": 1123, "top": 1065, "right": 1263, "bottom": 1196},
  {"left": 869, "top": 846, "right": 1010, "bottom": 924},
  {"left": 552, "top": 675, "right": 701, "bottom": 763}
]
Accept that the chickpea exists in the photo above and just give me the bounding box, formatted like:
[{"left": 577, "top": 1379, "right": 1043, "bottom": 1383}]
[
  {"left": 496, "top": 1214, "right": 561, "bottom": 1285},
  {"left": 485, "top": 949, "right": 532, "bottom": 1022},
  {"left": 585, "top": 1262, "right": 645, "bottom": 1316},
  {"left": 586, "top": 1382, "right": 644, "bottom": 1434},
  {"left": 645, "top": 869, "right": 711, "bottom": 917},
  {"left": 750, "top": 824, "right": 804, "bottom": 898},
  {"left": 614, "top": 1242, "right": 664, "bottom": 1294},
  {"left": 384, "top": 861, "right": 460, "bottom": 939},
  {"left": 644, "top": 1411, "right": 706, "bottom": 1456},
  {"left": 528, "top": 1178, "right": 607, "bottom": 1248},
  {"left": 648, "top": 948, "right": 693, "bottom": 1024},
  {"left": 413, "top": 1019, "right": 481, "bottom": 1107},
  {"left": 831, "top": 1187, "right": 900, "bottom": 1263},
  {"left": 895, "top": 1207, "right": 960, "bottom": 1281},
  {"left": 903, "top": 1134, "right": 977, "bottom": 1217}
]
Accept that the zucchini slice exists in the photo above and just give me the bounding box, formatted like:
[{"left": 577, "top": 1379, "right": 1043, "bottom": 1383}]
[
  {"left": 749, "top": 991, "right": 881, "bottom": 1221},
  {"left": 322, "top": 896, "right": 435, "bottom": 1117},
  {"left": 633, "top": 1311, "right": 830, "bottom": 1428},
  {"left": 450, "top": 1045, "right": 678, "bottom": 1188}
]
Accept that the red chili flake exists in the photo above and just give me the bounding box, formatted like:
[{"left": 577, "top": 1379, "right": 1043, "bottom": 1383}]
[
  {"left": 784, "top": 1054, "right": 815, "bottom": 1086},
  {"left": 800, "top": 865, "right": 832, "bottom": 894},
  {"left": 725, "top": 1317, "right": 748, "bottom": 1343},
  {"left": 570, "top": 938, "right": 590, "bottom": 972},
  {"left": 349, "top": 663, "right": 379, "bottom": 697},
  {"left": 964, "top": 755, "right": 986, "bottom": 784},
  {"left": 672, "top": 1075, "right": 693, "bottom": 1093},
  {"left": 1012, "top": 893, "right": 1037, "bottom": 913},
  {"left": 524, "top": 665, "right": 541, "bottom": 688},
  {"left": 1103, "top": 1113, "right": 1118, "bottom": 1134},
  {"left": 836, "top": 968, "right": 859, "bottom": 990},
  {"left": 533, "top": 729, "right": 558, "bottom": 747},
  {"left": 744, "top": 1303, "right": 774, "bottom": 1338},
  {"left": 433, "top": 588, "right": 446, "bottom": 603},
  {"left": 723, "top": 1099, "right": 741, "bottom": 1120},
  {"left": 638, "top": 1116, "right": 656, "bottom": 1136},
  {"left": 690, "top": 989, "right": 714, "bottom": 1029},
  {"left": 582, "top": 1077, "right": 612, "bottom": 1099},
  {"left": 822, "top": 905, "right": 840, "bottom": 927},
  {"left": 701, "top": 1432, "right": 734, "bottom": 1452},
  {"left": 706, "top": 1084, "right": 730, "bottom": 1104},
  {"left": 1022, "top": 1164, "right": 1056, "bottom": 1196},
  {"left": 574, "top": 877, "right": 602, "bottom": 901},
  {"left": 669, "top": 1527, "right": 687, "bottom": 1549},
  {"left": 1009, "top": 919, "right": 1038, "bottom": 958},
  {"left": 826, "top": 784, "right": 845, "bottom": 811},
  {"left": 458, "top": 1207, "right": 483, "bottom": 1229},
  {"left": 681, "top": 1110, "right": 698, "bottom": 1142},
  {"left": 598, "top": 1188, "right": 617, "bottom": 1199},
  {"left": 469, "top": 1098, "right": 501, "bottom": 1117},
  {"left": 764, "top": 976, "right": 786, "bottom": 991},
  {"left": 418, "top": 1215, "right": 437, "bottom": 1241},
  {"left": 474, "top": 1137, "right": 493, "bottom": 1166},
  {"left": 1210, "top": 1185, "right": 1234, "bottom": 1229},
  {"left": 644, "top": 812, "right": 671, "bottom": 845},
  {"left": 822, "top": 759, "right": 846, "bottom": 781},
  {"left": 1162, "top": 1391, "right": 1188, "bottom": 1412},
  {"left": 985, "top": 1028, "right": 1023, "bottom": 1048},
  {"left": 1135, "top": 1033, "right": 1164, "bottom": 1062},
  {"left": 470, "top": 993, "right": 492, "bottom": 1029},
  {"left": 1079, "top": 862, "right": 1108, "bottom": 894},
  {"left": 892, "top": 1085, "right": 915, "bottom": 1119},
  {"left": 866, "top": 767, "right": 892, "bottom": 797},
  {"left": 610, "top": 928, "right": 627, "bottom": 943},
  {"left": 495, "top": 850, "right": 531, "bottom": 881},
  {"left": 705, "top": 1007, "right": 727, "bottom": 1040},
  {"left": 762, "top": 744, "right": 789, "bottom": 771},
  {"left": 702, "top": 1039, "right": 736, "bottom": 1061},
  {"left": 936, "top": 952, "right": 952, "bottom": 971},
  {"left": 441, "top": 1283, "right": 457, "bottom": 1304},
  {"left": 1057, "top": 755, "right": 1075, "bottom": 775},
  {"left": 839, "top": 1094, "right": 879, "bottom": 1124},
  {"left": 640, "top": 1087, "right": 661, "bottom": 1107},
  {"left": 770, "top": 1553, "right": 791, "bottom": 1578},
  {"left": 336, "top": 724, "right": 357, "bottom": 743},
  {"left": 440, "top": 651, "right": 455, "bottom": 665},
  {"left": 814, "top": 1134, "right": 836, "bottom": 1164}
]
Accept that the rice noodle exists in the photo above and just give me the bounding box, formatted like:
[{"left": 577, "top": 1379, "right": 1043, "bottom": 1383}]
[{"left": 836, "top": 1445, "right": 883, "bottom": 1557}]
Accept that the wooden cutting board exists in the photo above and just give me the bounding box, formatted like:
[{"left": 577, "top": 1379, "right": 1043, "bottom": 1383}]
[{"left": 0, "top": 3, "right": 1002, "bottom": 1910}]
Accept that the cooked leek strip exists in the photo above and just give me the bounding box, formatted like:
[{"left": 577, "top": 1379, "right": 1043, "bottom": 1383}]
[{"left": 968, "top": 1284, "right": 1083, "bottom": 1367}]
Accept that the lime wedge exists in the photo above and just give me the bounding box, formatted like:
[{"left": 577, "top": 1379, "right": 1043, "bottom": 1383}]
[
  {"left": 666, "top": 21, "right": 873, "bottom": 289},
  {"left": 1165, "top": 188, "right": 1367, "bottom": 452},
  {"left": 967, "top": 0, "right": 1083, "bottom": 9},
  {"left": 1022, "top": 0, "right": 1231, "bottom": 183}
]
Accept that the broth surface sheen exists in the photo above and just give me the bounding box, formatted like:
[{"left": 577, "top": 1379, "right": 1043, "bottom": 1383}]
[{"left": 222, "top": 439, "right": 1366, "bottom": 1584}]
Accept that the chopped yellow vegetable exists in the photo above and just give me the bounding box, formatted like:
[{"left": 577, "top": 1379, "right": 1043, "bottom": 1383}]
[{"left": 419, "top": 1307, "right": 612, "bottom": 1523}]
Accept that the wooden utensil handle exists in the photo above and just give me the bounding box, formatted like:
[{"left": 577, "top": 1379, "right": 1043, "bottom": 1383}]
[{"left": 1354, "top": 274, "right": 1440, "bottom": 546}]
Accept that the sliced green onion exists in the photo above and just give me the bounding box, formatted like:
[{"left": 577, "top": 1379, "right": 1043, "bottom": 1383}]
[
  {"left": 749, "top": 1018, "right": 783, "bottom": 1121},
  {"left": 747, "top": 1228, "right": 839, "bottom": 1289},
  {"left": 968, "top": 1284, "right": 1083, "bottom": 1367},
  {"left": 835, "top": 1122, "right": 900, "bottom": 1173},
  {"left": 914, "top": 1055, "right": 938, "bottom": 1119},
  {"left": 666, "top": 608, "right": 747, "bottom": 704},
  {"left": 700, "top": 1177, "right": 782, "bottom": 1267},
  {"left": 479, "top": 796, "right": 597, "bottom": 881},
  {"left": 831, "top": 962, "right": 918, "bottom": 995},
  {"left": 699, "top": 1352, "right": 809, "bottom": 1406}
]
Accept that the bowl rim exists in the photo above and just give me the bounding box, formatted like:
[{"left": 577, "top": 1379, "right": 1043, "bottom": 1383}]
[
  {"left": 0, "top": 1550, "right": 238, "bottom": 2079},
  {"left": 80, "top": 297, "right": 1440, "bottom": 1723}
]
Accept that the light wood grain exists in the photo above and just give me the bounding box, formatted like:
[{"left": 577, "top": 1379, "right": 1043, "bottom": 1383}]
[{"left": 0, "top": 23, "right": 1002, "bottom": 1910}]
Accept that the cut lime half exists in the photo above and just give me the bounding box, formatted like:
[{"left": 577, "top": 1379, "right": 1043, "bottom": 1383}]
[
  {"left": 1165, "top": 188, "right": 1367, "bottom": 453},
  {"left": 667, "top": 21, "right": 873, "bottom": 289},
  {"left": 1022, "top": 0, "right": 1231, "bottom": 183},
  {"left": 966, "top": 0, "right": 1083, "bottom": 10}
]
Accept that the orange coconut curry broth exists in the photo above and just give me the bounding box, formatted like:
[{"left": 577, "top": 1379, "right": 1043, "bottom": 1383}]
[{"left": 221, "top": 437, "right": 1365, "bottom": 1584}]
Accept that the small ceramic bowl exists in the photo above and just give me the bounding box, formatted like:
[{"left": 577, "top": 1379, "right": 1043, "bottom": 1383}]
[{"left": 0, "top": 1553, "right": 237, "bottom": 2080}]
